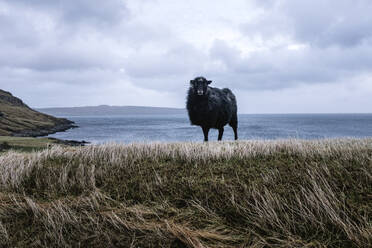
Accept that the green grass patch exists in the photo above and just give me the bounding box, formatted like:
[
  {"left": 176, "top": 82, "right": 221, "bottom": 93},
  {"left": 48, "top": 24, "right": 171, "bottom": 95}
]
[{"left": 0, "top": 136, "right": 60, "bottom": 152}]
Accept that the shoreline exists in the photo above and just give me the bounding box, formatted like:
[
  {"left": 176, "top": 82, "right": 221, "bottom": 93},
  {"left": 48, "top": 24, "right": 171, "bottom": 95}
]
[
  {"left": 5, "top": 118, "right": 89, "bottom": 147},
  {"left": 0, "top": 119, "right": 88, "bottom": 152},
  {"left": 0, "top": 136, "right": 89, "bottom": 153},
  {"left": 47, "top": 137, "right": 89, "bottom": 146},
  {"left": 12, "top": 120, "right": 78, "bottom": 138}
]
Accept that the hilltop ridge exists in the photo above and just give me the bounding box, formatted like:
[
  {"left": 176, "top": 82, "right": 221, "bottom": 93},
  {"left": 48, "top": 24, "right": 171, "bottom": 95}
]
[{"left": 0, "top": 89, "right": 76, "bottom": 136}]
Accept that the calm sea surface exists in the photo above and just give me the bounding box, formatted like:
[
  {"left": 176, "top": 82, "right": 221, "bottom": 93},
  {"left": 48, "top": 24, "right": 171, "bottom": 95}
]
[{"left": 48, "top": 114, "right": 372, "bottom": 144}]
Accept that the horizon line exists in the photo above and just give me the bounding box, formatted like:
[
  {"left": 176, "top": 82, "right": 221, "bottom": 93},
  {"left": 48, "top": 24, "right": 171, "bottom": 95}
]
[{"left": 33, "top": 105, "right": 372, "bottom": 115}]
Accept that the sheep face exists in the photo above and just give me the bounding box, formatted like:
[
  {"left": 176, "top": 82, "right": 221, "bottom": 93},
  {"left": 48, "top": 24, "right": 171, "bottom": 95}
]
[{"left": 190, "top": 77, "right": 212, "bottom": 96}]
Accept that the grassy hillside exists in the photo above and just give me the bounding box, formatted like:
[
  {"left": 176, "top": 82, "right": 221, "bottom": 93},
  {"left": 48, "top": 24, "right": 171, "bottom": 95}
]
[
  {"left": 0, "top": 89, "right": 75, "bottom": 136},
  {"left": 0, "top": 139, "right": 371, "bottom": 247}
]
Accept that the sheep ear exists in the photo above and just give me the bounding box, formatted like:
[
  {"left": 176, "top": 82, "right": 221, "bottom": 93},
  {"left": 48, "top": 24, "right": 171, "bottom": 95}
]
[
  {"left": 190, "top": 80, "right": 195, "bottom": 85},
  {"left": 207, "top": 80, "right": 212, "bottom": 85}
]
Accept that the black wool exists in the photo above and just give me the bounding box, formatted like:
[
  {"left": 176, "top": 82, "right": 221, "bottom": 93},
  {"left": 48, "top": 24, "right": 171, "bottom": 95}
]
[{"left": 186, "top": 76, "right": 238, "bottom": 141}]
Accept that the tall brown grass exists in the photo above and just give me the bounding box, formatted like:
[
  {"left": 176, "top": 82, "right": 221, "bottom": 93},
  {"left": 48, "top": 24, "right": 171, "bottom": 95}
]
[{"left": 0, "top": 139, "right": 371, "bottom": 247}]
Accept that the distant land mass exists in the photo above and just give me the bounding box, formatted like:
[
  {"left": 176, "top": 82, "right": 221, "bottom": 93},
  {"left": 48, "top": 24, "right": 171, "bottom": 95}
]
[
  {"left": 37, "top": 105, "right": 187, "bottom": 116},
  {"left": 0, "top": 89, "right": 76, "bottom": 137}
]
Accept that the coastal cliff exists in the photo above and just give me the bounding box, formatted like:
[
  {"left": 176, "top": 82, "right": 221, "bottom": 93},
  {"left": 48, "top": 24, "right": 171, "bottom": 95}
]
[{"left": 0, "top": 89, "right": 76, "bottom": 137}]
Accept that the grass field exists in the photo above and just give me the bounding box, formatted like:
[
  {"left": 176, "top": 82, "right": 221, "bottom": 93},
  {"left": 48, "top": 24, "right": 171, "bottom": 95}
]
[
  {"left": 0, "top": 136, "right": 61, "bottom": 152},
  {"left": 0, "top": 139, "right": 371, "bottom": 247}
]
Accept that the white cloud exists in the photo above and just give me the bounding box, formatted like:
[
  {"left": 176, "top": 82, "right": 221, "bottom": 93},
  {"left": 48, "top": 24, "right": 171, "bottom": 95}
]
[
  {"left": 0, "top": 0, "right": 371, "bottom": 112},
  {"left": 237, "top": 78, "right": 372, "bottom": 114}
]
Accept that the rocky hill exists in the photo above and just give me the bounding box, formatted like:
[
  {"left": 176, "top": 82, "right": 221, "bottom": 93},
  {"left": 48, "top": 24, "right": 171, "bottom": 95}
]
[{"left": 0, "top": 89, "right": 76, "bottom": 137}]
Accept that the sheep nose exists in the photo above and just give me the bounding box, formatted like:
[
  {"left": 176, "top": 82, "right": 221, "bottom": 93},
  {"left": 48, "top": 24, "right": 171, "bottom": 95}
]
[{"left": 197, "top": 90, "right": 204, "bottom": 95}]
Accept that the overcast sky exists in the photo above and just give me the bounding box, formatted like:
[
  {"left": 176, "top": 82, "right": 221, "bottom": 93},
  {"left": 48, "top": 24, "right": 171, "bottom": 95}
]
[{"left": 0, "top": 0, "right": 371, "bottom": 113}]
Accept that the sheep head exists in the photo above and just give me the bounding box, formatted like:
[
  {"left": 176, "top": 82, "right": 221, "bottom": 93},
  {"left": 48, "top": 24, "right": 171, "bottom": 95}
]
[{"left": 190, "top": 77, "right": 212, "bottom": 96}]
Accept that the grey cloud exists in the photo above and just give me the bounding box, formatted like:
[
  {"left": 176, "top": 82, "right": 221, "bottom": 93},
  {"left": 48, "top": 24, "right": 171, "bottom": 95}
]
[
  {"left": 6, "top": 0, "right": 129, "bottom": 26},
  {"left": 27, "top": 44, "right": 124, "bottom": 71},
  {"left": 0, "top": 36, "right": 123, "bottom": 71},
  {"left": 208, "top": 39, "right": 372, "bottom": 90},
  {"left": 0, "top": 8, "right": 42, "bottom": 48},
  {"left": 253, "top": 0, "right": 277, "bottom": 8},
  {"left": 0, "top": 67, "right": 118, "bottom": 89},
  {"left": 123, "top": 43, "right": 206, "bottom": 83},
  {"left": 282, "top": 0, "right": 372, "bottom": 47},
  {"left": 246, "top": 0, "right": 372, "bottom": 48},
  {"left": 209, "top": 40, "right": 240, "bottom": 66},
  {"left": 0, "top": 0, "right": 371, "bottom": 111},
  {"left": 0, "top": 1, "right": 127, "bottom": 71},
  {"left": 121, "top": 33, "right": 372, "bottom": 93},
  {"left": 223, "top": 0, "right": 372, "bottom": 91}
]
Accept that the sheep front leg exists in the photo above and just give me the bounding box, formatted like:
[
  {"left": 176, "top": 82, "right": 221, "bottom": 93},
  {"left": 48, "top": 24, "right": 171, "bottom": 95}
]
[
  {"left": 202, "top": 126, "right": 210, "bottom": 142},
  {"left": 218, "top": 127, "right": 224, "bottom": 141}
]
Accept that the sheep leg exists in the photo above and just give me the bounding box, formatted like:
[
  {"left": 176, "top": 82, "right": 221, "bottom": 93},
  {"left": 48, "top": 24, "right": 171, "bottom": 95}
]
[
  {"left": 202, "top": 126, "right": 210, "bottom": 142},
  {"left": 218, "top": 127, "right": 224, "bottom": 141},
  {"left": 229, "top": 119, "right": 238, "bottom": 140},
  {"left": 233, "top": 126, "right": 238, "bottom": 140}
]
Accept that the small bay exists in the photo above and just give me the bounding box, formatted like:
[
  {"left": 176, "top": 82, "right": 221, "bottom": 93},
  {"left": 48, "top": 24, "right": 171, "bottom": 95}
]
[{"left": 48, "top": 114, "right": 372, "bottom": 144}]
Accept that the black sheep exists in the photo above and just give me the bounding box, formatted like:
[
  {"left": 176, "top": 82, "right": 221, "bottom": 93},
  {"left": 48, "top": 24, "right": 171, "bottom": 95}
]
[{"left": 186, "top": 76, "right": 238, "bottom": 141}]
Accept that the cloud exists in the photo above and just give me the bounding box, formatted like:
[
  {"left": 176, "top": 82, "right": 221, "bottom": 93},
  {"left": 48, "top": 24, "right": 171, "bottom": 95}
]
[
  {"left": 284, "top": 0, "right": 372, "bottom": 47},
  {"left": 6, "top": 0, "right": 129, "bottom": 26},
  {"left": 0, "top": 0, "right": 130, "bottom": 72},
  {"left": 207, "top": 40, "right": 371, "bottom": 91},
  {"left": 247, "top": 0, "right": 372, "bottom": 48},
  {"left": 0, "top": 0, "right": 371, "bottom": 112}
]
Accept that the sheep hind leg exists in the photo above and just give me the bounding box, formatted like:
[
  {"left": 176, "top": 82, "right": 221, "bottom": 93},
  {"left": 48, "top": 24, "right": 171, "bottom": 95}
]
[
  {"left": 218, "top": 127, "right": 224, "bottom": 141},
  {"left": 202, "top": 126, "right": 210, "bottom": 142},
  {"left": 229, "top": 119, "right": 238, "bottom": 140},
  {"left": 232, "top": 126, "right": 238, "bottom": 140}
]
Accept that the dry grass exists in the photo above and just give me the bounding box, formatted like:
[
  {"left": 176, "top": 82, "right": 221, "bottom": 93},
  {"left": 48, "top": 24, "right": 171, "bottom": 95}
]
[{"left": 0, "top": 139, "right": 371, "bottom": 247}]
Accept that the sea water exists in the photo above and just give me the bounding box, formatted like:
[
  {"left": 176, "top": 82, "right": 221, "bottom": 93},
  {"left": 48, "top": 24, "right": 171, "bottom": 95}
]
[{"left": 48, "top": 114, "right": 372, "bottom": 144}]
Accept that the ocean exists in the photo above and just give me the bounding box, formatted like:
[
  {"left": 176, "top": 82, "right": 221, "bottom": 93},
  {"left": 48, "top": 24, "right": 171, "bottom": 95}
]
[{"left": 46, "top": 114, "right": 372, "bottom": 144}]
